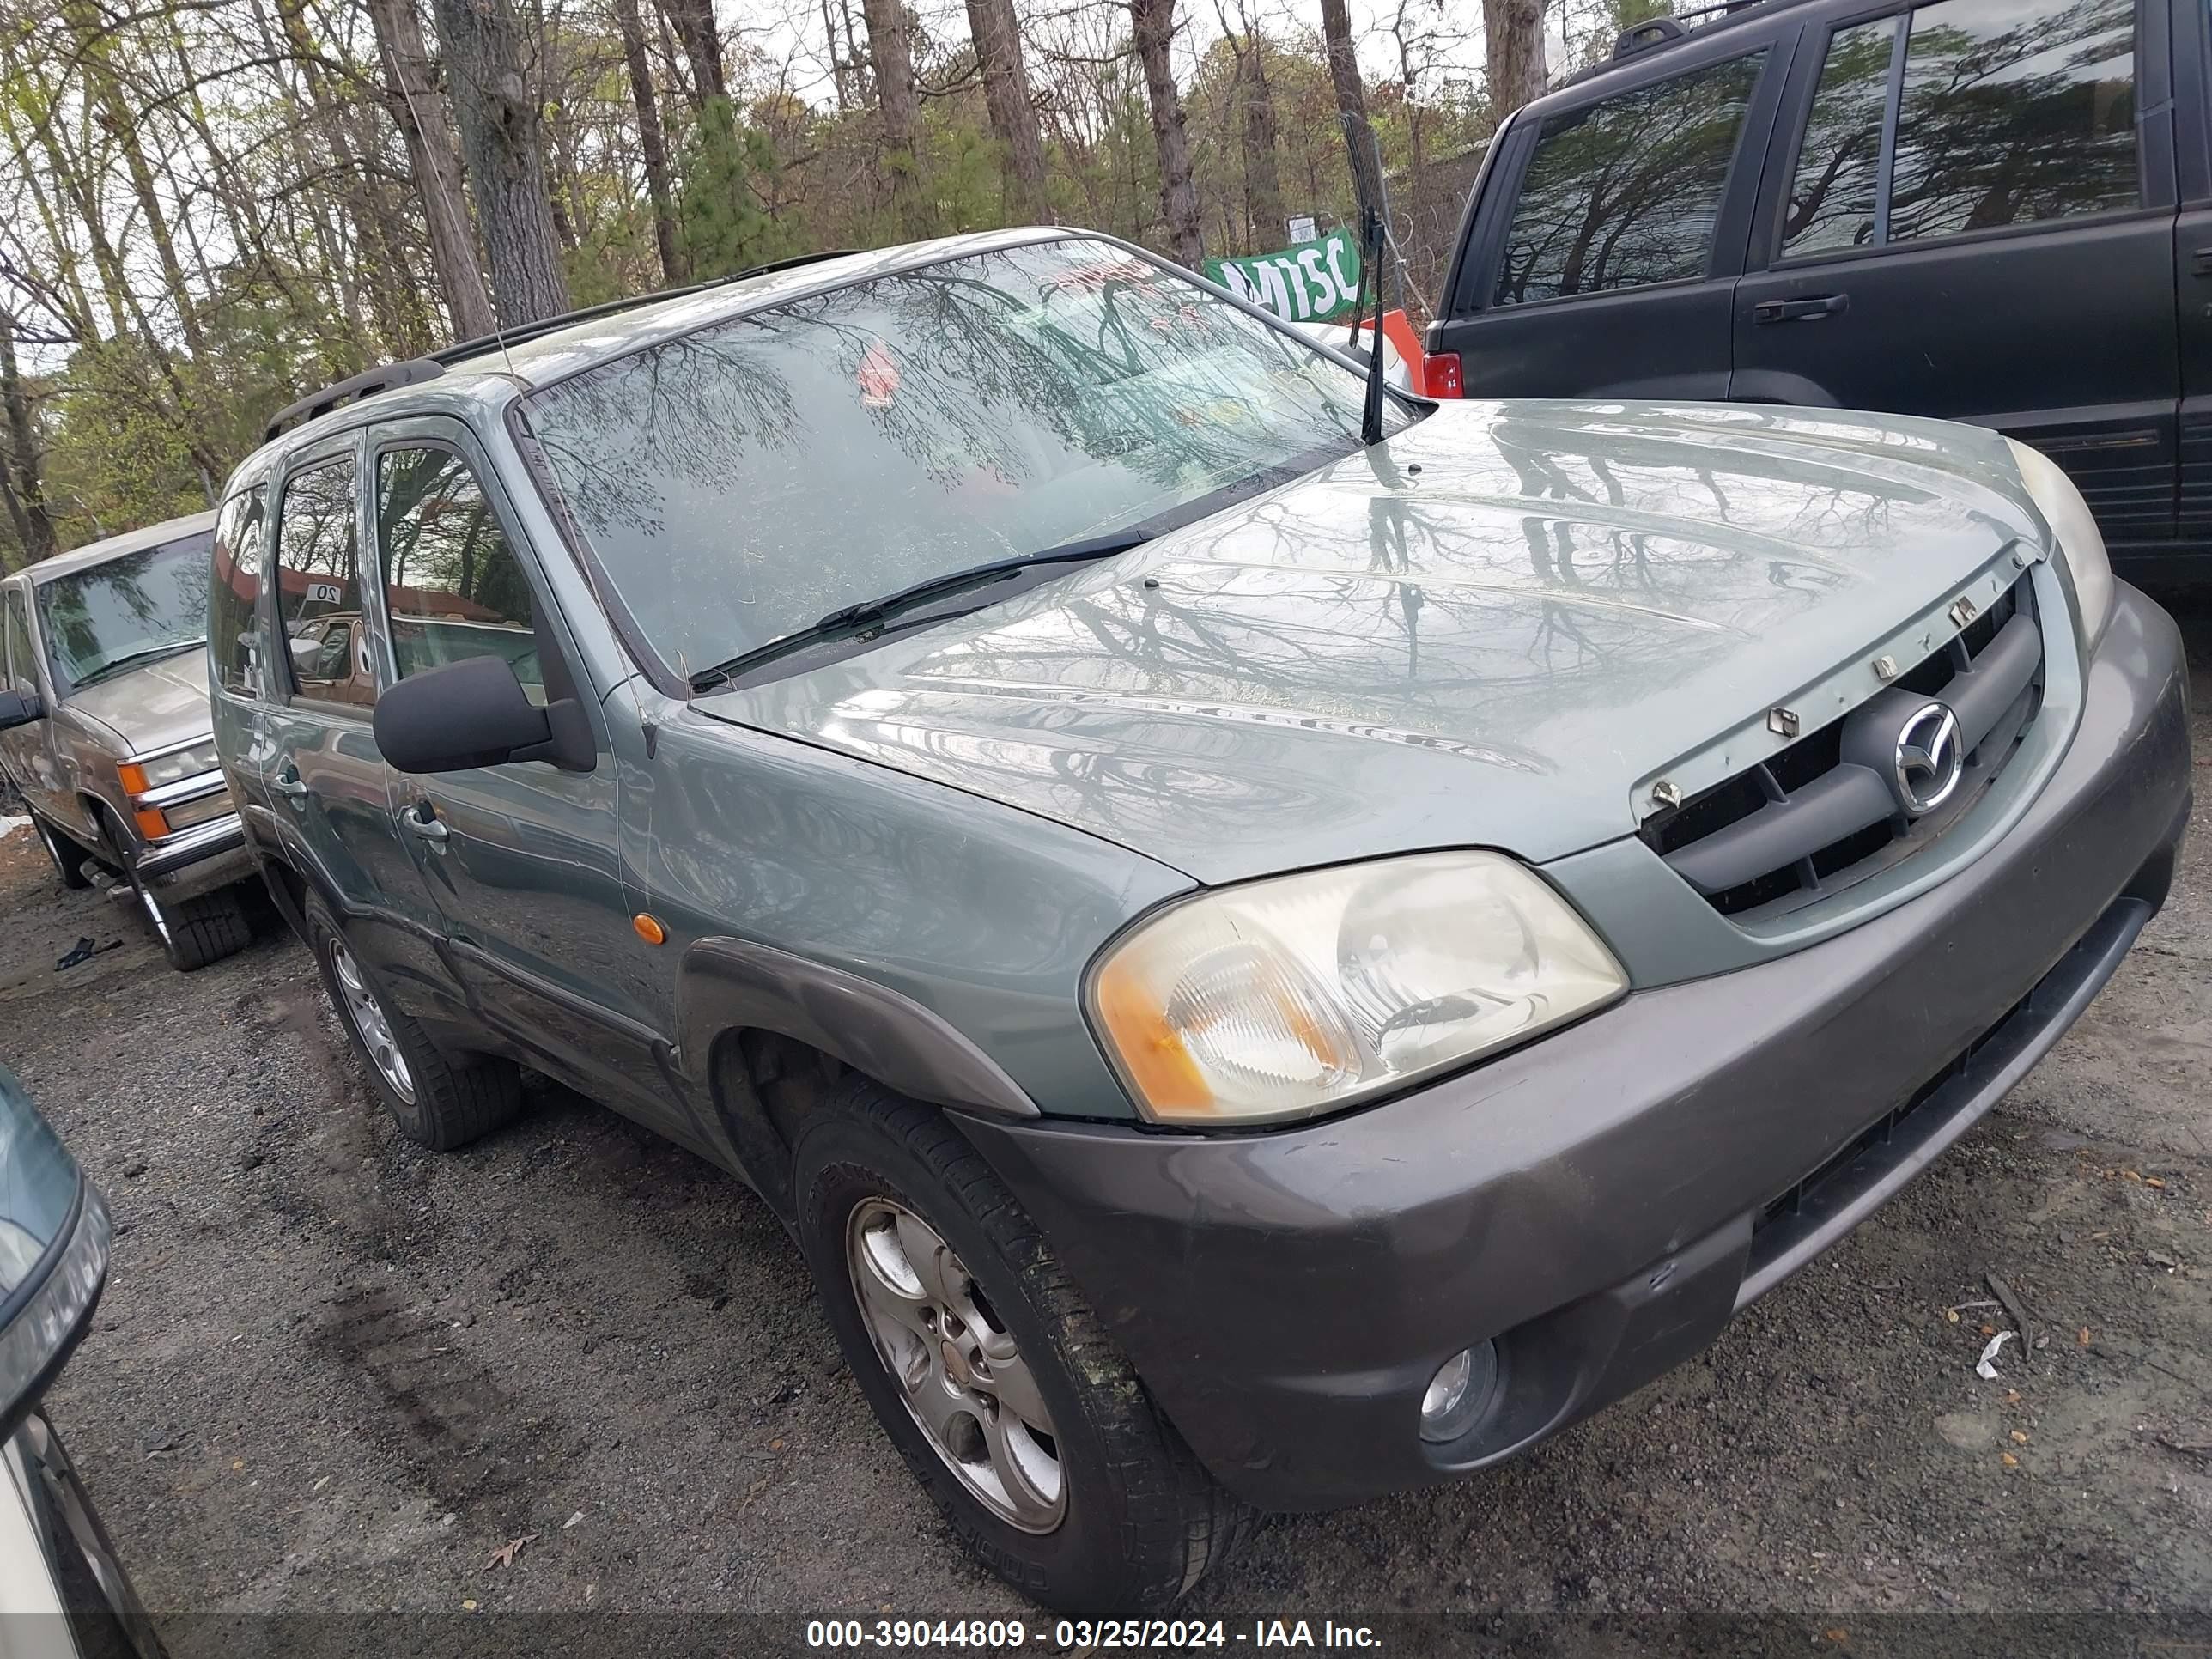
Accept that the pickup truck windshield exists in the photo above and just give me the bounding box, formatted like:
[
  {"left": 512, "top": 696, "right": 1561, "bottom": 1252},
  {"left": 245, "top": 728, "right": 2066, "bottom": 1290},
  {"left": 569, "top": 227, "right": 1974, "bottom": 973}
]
[
  {"left": 520, "top": 236, "right": 1410, "bottom": 680},
  {"left": 35, "top": 532, "right": 214, "bottom": 691}
]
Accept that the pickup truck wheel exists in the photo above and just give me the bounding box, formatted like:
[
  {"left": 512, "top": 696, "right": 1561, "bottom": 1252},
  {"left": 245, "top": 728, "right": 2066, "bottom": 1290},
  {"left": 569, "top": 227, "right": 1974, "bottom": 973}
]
[
  {"left": 793, "top": 1081, "right": 1250, "bottom": 1613},
  {"left": 28, "top": 812, "right": 91, "bottom": 890},
  {"left": 93, "top": 804, "right": 250, "bottom": 971},
  {"left": 303, "top": 896, "right": 521, "bottom": 1150}
]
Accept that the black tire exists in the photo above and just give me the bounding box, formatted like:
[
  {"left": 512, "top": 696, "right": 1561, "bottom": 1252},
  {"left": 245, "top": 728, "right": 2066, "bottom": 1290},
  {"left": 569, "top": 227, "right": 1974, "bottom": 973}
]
[
  {"left": 147, "top": 886, "right": 253, "bottom": 972},
  {"left": 28, "top": 812, "right": 91, "bottom": 890},
  {"left": 302, "top": 894, "right": 521, "bottom": 1151},
  {"left": 793, "top": 1079, "right": 1251, "bottom": 1614}
]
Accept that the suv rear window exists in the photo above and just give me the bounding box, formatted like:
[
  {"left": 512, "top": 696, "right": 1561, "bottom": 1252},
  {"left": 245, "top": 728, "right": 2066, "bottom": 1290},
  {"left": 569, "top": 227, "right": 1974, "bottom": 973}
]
[{"left": 1492, "top": 52, "right": 1765, "bottom": 307}]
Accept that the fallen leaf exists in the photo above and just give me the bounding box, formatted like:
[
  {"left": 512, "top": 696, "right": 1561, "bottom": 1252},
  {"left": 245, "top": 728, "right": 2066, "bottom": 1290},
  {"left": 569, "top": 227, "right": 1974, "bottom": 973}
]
[
  {"left": 1945, "top": 1309, "right": 1961, "bottom": 1324},
  {"left": 2079, "top": 1327, "right": 2093, "bottom": 1346},
  {"left": 462, "top": 1600, "right": 478, "bottom": 1613},
  {"left": 2001, "top": 1452, "right": 2019, "bottom": 1468},
  {"left": 2010, "top": 1431, "right": 2029, "bottom": 1444},
  {"left": 230, "top": 1459, "right": 244, "bottom": 1471},
  {"left": 1820, "top": 1630, "right": 1848, "bottom": 1646},
  {"left": 312, "top": 1475, "right": 331, "bottom": 1492},
  {"left": 484, "top": 1533, "right": 539, "bottom": 1571},
  {"left": 2004, "top": 1389, "right": 2021, "bottom": 1405},
  {"left": 563, "top": 1510, "right": 585, "bottom": 1529},
  {"left": 1979, "top": 1322, "right": 1997, "bottom": 1337},
  {"left": 769, "top": 1438, "right": 785, "bottom": 1450},
  {"left": 2147, "top": 1178, "right": 2166, "bottom": 1190},
  {"left": 2123, "top": 1170, "right": 2142, "bottom": 1182}
]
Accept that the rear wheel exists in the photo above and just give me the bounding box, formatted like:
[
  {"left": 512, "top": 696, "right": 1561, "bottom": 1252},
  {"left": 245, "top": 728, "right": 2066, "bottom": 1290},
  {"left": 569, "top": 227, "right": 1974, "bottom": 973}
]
[
  {"left": 793, "top": 1079, "right": 1249, "bottom": 1613},
  {"left": 304, "top": 895, "right": 520, "bottom": 1150}
]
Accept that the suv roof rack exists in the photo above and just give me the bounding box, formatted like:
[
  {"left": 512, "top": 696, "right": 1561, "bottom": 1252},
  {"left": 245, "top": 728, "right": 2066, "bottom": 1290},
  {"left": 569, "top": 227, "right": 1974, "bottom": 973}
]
[
  {"left": 1610, "top": 0, "right": 1765, "bottom": 62},
  {"left": 261, "top": 247, "right": 860, "bottom": 445}
]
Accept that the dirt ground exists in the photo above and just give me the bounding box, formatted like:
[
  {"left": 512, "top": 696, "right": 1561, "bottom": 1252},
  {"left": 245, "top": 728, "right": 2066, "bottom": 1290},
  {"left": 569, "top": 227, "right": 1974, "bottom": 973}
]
[{"left": 1, "top": 608, "right": 2208, "bottom": 1656}]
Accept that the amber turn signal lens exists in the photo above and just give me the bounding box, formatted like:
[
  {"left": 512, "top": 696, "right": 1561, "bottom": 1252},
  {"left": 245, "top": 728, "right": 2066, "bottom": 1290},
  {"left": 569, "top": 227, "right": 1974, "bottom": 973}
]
[
  {"left": 632, "top": 913, "right": 666, "bottom": 945},
  {"left": 117, "top": 763, "right": 150, "bottom": 796},
  {"left": 133, "top": 807, "right": 171, "bottom": 840}
]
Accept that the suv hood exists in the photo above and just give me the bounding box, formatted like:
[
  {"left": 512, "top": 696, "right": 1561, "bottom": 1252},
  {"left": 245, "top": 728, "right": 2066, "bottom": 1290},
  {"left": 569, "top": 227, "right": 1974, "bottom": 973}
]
[
  {"left": 696, "top": 400, "right": 2052, "bottom": 884},
  {"left": 62, "top": 650, "right": 213, "bottom": 757}
]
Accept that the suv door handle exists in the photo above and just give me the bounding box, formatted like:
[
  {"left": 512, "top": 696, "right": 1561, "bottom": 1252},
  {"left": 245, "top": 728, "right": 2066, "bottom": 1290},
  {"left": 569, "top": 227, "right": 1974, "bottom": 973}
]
[
  {"left": 400, "top": 804, "right": 448, "bottom": 845},
  {"left": 1753, "top": 294, "right": 1849, "bottom": 324},
  {"left": 272, "top": 769, "right": 308, "bottom": 799}
]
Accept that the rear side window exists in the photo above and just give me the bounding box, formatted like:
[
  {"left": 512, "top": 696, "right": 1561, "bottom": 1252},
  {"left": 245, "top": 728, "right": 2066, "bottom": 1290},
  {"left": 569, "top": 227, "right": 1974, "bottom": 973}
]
[
  {"left": 1782, "top": 18, "right": 1898, "bottom": 258},
  {"left": 275, "top": 457, "right": 373, "bottom": 708},
  {"left": 1889, "top": 0, "right": 2136, "bottom": 242},
  {"left": 375, "top": 447, "right": 544, "bottom": 701},
  {"left": 210, "top": 487, "right": 268, "bottom": 696},
  {"left": 1492, "top": 52, "right": 1765, "bottom": 306},
  {"left": 3, "top": 586, "right": 32, "bottom": 692}
]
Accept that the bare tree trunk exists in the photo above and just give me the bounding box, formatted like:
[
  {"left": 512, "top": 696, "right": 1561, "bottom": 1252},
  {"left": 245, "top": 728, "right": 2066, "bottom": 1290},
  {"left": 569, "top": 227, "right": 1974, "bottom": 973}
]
[
  {"left": 429, "top": 0, "right": 574, "bottom": 325},
  {"left": 1483, "top": 0, "right": 1547, "bottom": 129},
  {"left": 964, "top": 0, "right": 1048, "bottom": 222},
  {"left": 1130, "top": 0, "right": 1201, "bottom": 265},
  {"left": 614, "top": 0, "right": 685, "bottom": 283},
  {"left": 655, "top": 0, "right": 726, "bottom": 107},
  {"left": 367, "top": 0, "right": 497, "bottom": 341},
  {"left": 0, "top": 313, "right": 56, "bottom": 567},
  {"left": 1320, "top": 0, "right": 1381, "bottom": 214},
  {"left": 861, "top": 0, "right": 928, "bottom": 237},
  {"left": 1217, "top": 0, "right": 1283, "bottom": 246}
]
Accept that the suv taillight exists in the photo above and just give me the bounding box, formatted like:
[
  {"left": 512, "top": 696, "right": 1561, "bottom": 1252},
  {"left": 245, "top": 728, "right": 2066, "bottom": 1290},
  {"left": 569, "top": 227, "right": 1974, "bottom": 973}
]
[{"left": 1423, "top": 351, "right": 1464, "bottom": 398}]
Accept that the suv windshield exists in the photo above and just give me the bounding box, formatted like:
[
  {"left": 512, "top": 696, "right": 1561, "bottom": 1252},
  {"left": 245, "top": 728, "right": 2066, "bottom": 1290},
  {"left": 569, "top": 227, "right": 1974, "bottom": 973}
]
[
  {"left": 35, "top": 532, "right": 214, "bottom": 691},
  {"left": 520, "top": 236, "right": 1411, "bottom": 679}
]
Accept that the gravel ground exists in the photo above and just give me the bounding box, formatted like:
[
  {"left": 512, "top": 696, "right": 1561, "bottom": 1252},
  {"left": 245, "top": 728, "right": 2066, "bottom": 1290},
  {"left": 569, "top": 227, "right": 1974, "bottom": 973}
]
[{"left": 0, "top": 605, "right": 2208, "bottom": 1654}]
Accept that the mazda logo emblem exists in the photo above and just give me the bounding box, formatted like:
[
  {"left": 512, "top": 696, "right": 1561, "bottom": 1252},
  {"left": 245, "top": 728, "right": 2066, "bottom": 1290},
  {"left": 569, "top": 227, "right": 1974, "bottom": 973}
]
[{"left": 1894, "top": 702, "right": 1964, "bottom": 815}]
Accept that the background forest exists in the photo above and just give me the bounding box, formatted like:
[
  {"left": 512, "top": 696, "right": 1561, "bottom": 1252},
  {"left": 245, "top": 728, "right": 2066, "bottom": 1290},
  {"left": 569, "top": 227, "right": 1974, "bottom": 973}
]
[{"left": 0, "top": 0, "right": 1663, "bottom": 563}]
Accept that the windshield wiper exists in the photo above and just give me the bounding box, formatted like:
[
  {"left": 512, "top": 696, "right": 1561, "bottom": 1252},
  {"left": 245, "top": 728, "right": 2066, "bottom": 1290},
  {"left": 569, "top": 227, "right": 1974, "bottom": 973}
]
[
  {"left": 70, "top": 638, "right": 204, "bottom": 690},
  {"left": 688, "top": 529, "right": 1151, "bottom": 693}
]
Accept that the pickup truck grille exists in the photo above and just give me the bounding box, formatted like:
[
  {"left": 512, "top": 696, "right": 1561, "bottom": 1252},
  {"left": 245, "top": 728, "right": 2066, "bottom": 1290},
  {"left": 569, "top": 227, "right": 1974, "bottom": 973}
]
[{"left": 1642, "top": 575, "right": 2044, "bottom": 921}]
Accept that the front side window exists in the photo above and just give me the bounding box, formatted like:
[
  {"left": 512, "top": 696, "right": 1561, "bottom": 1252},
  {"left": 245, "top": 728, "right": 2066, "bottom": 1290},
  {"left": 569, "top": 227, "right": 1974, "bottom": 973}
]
[
  {"left": 210, "top": 487, "right": 268, "bottom": 697},
  {"left": 275, "top": 458, "right": 372, "bottom": 708},
  {"left": 3, "top": 586, "right": 33, "bottom": 692},
  {"left": 1782, "top": 18, "right": 1899, "bottom": 258},
  {"left": 1492, "top": 52, "right": 1765, "bottom": 307},
  {"left": 521, "top": 236, "right": 1413, "bottom": 683},
  {"left": 1889, "top": 0, "right": 2136, "bottom": 242},
  {"left": 33, "top": 530, "right": 214, "bottom": 693},
  {"left": 376, "top": 447, "right": 543, "bottom": 701}
]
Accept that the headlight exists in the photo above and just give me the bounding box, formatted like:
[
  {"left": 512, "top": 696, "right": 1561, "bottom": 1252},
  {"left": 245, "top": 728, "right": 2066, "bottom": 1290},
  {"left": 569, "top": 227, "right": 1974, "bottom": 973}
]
[
  {"left": 2005, "top": 438, "right": 2112, "bottom": 648},
  {"left": 1086, "top": 851, "right": 1626, "bottom": 1126},
  {"left": 120, "top": 738, "right": 219, "bottom": 793}
]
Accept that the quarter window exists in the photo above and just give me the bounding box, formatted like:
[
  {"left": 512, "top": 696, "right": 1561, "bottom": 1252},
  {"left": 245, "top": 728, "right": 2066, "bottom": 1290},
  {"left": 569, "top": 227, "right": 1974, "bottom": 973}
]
[
  {"left": 1492, "top": 52, "right": 1765, "bottom": 307},
  {"left": 210, "top": 487, "right": 268, "bottom": 697},
  {"left": 275, "top": 458, "right": 374, "bottom": 708},
  {"left": 1781, "top": 18, "right": 1899, "bottom": 258},
  {"left": 375, "top": 447, "right": 543, "bottom": 702},
  {"left": 1889, "top": 0, "right": 2136, "bottom": 242}
]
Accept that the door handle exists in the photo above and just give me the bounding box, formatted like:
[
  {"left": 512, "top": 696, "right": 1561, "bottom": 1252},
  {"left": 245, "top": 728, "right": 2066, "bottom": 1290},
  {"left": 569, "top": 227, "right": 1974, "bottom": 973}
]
[
  {"left": 1753, "top": 294, "right": 1850, "bottom": 324},
  {"left": 2193, "top": 248, "right": 2212, "bottom": 276},
  {"left": 272, "top": 770, "right": 308, "bottom": 799},
  {"left": 400, "top": 804, "right": 448, "bottom": 845}
]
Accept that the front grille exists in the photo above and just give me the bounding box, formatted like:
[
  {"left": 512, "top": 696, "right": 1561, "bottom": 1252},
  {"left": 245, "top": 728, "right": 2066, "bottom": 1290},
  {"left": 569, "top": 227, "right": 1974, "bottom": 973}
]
[{"left": 1643, "top": 575, "right": 2044, "bottom": 921}]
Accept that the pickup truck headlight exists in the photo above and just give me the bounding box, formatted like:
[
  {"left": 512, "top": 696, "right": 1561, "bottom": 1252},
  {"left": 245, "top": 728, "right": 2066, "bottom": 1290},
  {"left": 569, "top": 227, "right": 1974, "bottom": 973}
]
[
  {"left": 1086, "top": 851, "right": 1626, "bottom": 1126},
  {"left": 2005, "top": 438, "right": 2113, "bottom": 648},
  {"left": 118, "top": 739, "right": 219, "bottom": 795}
]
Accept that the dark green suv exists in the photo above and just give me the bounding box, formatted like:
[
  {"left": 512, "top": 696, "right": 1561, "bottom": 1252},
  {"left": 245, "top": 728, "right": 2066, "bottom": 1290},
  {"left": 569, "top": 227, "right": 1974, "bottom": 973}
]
[{"left": 209, "top": 229, "right": 2191, "bottom": 1612}]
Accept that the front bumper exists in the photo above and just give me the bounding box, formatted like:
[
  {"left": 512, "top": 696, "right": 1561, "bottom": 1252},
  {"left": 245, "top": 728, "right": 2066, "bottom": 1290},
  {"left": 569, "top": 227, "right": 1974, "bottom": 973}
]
[
  {"left": 133, "top": 813, "right": 252, "bottom": 902},
  {"left": 958, "top": 585, "right": 2192, "bottom": 1511}
]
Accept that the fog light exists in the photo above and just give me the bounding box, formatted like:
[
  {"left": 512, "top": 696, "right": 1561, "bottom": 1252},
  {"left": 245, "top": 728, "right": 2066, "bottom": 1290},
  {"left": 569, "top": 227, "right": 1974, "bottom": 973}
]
[{"left": 1419, "top": 1340, "right": 1498, "bottom": 1443}]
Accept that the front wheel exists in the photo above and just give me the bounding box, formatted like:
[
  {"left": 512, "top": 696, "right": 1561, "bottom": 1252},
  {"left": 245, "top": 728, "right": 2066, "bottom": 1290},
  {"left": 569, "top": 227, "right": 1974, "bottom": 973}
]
[{"left": 793, "top": 1080, "right": 1250, "bottom": 1613}]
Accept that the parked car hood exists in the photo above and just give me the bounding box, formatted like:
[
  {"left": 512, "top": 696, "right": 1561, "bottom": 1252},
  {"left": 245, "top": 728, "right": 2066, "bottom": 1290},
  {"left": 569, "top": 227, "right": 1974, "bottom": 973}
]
[
  {"left": 63, "top": 651, "right": 213, "bottom": 758},
  {"left": 696, "top": 400, "right": 2051, "bottom": 884}
]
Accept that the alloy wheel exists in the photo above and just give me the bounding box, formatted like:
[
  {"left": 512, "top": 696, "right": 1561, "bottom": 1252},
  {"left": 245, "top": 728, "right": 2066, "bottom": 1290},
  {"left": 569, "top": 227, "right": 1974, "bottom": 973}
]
[
  {"left": 845, "top": 1197, "right": 1066, "bottom": 1533},
  {"left": 328, "top": 940, "right": 415, "bottom": 1104}
]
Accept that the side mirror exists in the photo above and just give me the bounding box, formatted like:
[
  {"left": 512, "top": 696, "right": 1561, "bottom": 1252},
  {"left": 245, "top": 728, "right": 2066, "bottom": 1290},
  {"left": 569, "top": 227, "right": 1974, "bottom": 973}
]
[
  {"left": 0, "top": 689, "right": 43, "bottom": 731},
  {"left": 372, "top": 653, "right": 594, "bottom": 775}
]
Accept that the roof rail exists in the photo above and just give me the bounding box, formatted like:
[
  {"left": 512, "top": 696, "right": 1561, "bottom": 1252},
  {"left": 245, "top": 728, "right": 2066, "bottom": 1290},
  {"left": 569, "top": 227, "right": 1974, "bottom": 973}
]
[
  {"left": 1609, "top": 0, "right": 1763, "bottom": 61},
  {"left": 262, "top": 246, "right": 862, "bottom": 445}
]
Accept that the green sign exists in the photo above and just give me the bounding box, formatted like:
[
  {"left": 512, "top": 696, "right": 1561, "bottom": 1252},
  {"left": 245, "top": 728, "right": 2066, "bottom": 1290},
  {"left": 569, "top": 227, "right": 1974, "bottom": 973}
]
[{"left": 1205, "top": 227, "right": 1362, "bottom": 325}]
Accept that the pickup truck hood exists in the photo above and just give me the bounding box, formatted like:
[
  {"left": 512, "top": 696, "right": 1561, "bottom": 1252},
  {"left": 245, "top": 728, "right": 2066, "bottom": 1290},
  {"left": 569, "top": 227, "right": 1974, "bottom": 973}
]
[
  {"left": 63, "top": 652, "right": 212, "bottom": 757},
  {"left": 696, "top": 399, "right": 2052, "bottom": 884}
]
